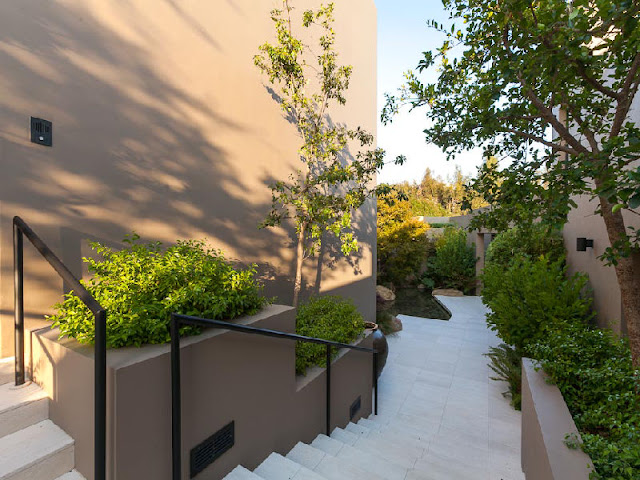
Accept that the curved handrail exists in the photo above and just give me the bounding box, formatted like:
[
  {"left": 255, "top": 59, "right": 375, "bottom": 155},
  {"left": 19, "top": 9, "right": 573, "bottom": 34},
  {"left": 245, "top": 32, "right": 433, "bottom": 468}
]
[
  {"left": 12, "top": 216, "right": 107, "bottom": 480},
  {"left": 169, "top": 312, "right": 379, "bottom": 480}
]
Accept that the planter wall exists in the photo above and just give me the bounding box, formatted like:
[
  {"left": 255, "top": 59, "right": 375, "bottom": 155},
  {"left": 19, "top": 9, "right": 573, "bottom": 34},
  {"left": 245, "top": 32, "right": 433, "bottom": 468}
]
[
  {"left": 28, "top": 304, "right": 374, "bottom": 480},
  {"left": 521, "top": 358, "right": 594, "bottom": 480}
]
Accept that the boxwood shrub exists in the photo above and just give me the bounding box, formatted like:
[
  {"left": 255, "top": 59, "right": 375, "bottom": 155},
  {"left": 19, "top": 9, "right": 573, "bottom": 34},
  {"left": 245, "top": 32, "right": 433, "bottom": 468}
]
[
  {"left": 295, "top": 296, "right": 365, "bottom": 375},
  {"left": 49, "top": 234, "right": 267, "bottom": 348}
]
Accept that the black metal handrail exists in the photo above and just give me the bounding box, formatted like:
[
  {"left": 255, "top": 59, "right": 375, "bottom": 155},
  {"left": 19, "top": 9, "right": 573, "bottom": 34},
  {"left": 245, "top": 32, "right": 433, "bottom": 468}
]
[
  {"left": 170, "top": 313, "right": 379, "bottom": 480},
  {"left": 13, "top": 216, "right": 106, "bottom": 480}
]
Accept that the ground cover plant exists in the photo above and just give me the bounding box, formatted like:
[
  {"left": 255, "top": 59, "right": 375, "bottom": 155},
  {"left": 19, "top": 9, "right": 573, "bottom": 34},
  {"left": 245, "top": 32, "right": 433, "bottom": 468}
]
[
  {"left": 49, "top": 235, "right": 267, "bottom": 348},
  {"left": 422, "top": 226, "right": 475, "bottom": 292},
  {"left": 295, "top": 296, "right": 365, "bottom": 375}
]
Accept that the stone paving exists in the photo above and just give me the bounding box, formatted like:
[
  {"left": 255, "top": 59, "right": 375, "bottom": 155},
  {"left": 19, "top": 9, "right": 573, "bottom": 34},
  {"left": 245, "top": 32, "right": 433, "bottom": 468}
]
[{"left": 377, "top": 295, "right": 525, "bottom": 480}]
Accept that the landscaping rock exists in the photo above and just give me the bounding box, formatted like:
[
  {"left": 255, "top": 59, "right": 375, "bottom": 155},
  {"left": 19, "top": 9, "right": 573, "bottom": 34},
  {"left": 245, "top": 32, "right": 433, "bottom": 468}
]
[
  {"left": 432, "top": 288, "right": 464, "bottom": 297},
  {"left": 376, "top": 285, "right": 396, "bottom": 303}
]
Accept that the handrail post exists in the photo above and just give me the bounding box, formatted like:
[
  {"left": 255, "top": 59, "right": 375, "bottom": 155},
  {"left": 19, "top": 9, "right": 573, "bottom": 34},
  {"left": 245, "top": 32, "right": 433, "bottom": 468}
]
[
  {"left": 13, "top": 222, "right": 25, "bottom": 386},
  {"left": 326, "top": 344, "right": 331, "bottom": 435},
  {"left": 171, "top": 314, "right": 182, "bottom": 480},
  {"left": 373, "top": 351, "right": 378, "bottom": 415},
  {"left": 94, "top": 310, "right": 107, "bottom": 480}
]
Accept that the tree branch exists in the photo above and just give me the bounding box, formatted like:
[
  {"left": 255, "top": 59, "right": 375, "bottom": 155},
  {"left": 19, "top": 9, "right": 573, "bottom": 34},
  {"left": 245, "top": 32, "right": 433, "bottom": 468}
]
[
  {"left": 611, "top": 52, "right": 640, "bottom": 138},
  {"left": 505, "top": 129, "right": 583, "bottom": 157}
]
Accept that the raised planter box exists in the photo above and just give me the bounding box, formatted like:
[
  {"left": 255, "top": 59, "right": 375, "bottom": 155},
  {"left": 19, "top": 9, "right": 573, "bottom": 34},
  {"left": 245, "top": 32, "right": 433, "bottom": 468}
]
[
  {"left": 28, "top": 304, "right": 374, "bottom": 480},
  {"left": 521, "top": 358, "right": 595, "bottom": 480}
]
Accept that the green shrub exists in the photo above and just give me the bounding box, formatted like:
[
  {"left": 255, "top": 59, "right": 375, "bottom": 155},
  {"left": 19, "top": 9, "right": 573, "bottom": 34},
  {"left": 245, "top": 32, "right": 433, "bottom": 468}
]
[
  {"left": 486, "top": 223, "right": 565, "bottom": 270},
  {"left": 427, "top": 222, "right": 451, "bottom": 229},
  {"left": 423, "top": 227, "right": 476, "bottom": 292},
  {"left": 528, "top": 326, "right": 640, "bottom": 480},
  {"left": 485, "top": 344, "right": 523, "bottom": 410},
  {"left": 377, "top": 192, "right": 430, "bottom": 286},
  {"left": 482, "top": 255, "right": 591, "bottom": 353},
  {"left": 49, "top": 235, "right": 267, "bottom": 348},
  {"left": 296, "top": 296, "right": 365, "bottom": 375}
]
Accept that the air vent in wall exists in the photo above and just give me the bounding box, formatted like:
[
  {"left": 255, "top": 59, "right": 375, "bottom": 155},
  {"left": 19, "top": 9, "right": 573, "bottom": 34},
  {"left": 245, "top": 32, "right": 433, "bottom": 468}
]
[
  {"left": 190, "top": 421, "right": 235, "bottom": 478},
  {"left": 350, "top": 396, "right": 362, "bottom": 421},
  {"left": 30, "top": 117, "right": 52, "bottom": 147}
]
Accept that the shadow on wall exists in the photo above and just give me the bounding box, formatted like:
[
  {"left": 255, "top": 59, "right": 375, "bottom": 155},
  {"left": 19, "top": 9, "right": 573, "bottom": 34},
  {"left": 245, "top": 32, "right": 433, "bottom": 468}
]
[{"left": 0, "top": 0, "right": 374, "bottom": 334}]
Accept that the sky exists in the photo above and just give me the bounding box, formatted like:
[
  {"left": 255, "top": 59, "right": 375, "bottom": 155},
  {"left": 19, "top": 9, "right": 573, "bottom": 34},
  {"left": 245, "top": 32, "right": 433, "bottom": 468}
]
[{"left": 376, "top": 0, "right": 485, "bottom": 186}]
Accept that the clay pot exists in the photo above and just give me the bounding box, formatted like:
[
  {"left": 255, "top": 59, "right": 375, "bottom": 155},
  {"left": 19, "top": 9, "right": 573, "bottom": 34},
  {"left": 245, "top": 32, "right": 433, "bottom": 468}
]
[{"left": 365, "top": 322, "right": 388, "bottom": 378}]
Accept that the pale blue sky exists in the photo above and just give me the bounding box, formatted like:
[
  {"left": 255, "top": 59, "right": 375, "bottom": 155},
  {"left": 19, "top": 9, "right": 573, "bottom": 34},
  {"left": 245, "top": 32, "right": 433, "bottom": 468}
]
[{"left": 376, "top": 0, "right": 484, "bottom": 185}]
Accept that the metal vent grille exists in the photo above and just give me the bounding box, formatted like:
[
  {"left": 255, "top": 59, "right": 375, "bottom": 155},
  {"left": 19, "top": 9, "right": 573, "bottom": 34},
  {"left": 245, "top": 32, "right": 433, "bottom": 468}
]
[
  {"left": 190, "top": 421, "right": 235, "bottom": 478},
  {"left": 30, "top": 117, "right": 52, "bottom": 146},
  {"left": 350, "top": 396, "right": 362, "bottom": 421}
]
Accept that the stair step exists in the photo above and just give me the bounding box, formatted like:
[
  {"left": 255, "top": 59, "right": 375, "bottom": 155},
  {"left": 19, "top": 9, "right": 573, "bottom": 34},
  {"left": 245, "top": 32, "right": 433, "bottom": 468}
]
[
  {"left": 0, "top": 382, "right": 49, "bottom": 438},
  {"left": 312, "top": 452, "right": 387, "bottom": 480},
  {"left": 286, "top": 443, "right": 325, "bottom": 471},
  {"left": 53, "top": 471, "right": 86, "bottom": 480},
  {"left": 356, "top": 418, "right": 382, "bottom": 432},
  {"left": 329, "top": 427, "right": 358, "bottom": 445},
  {"left": 0, "top": 358, "right": 13, "bottom": 386},
  {"left": 311, "top": 435, "right": 345, "bottom": 456},
  {"left": 255, "top": 453, "right": 324, "bottom": 480},
  {"left": 344, "top": 422, "right": 369, "bottom": 436},
  {"left": 0, "top": 420, "right": 74, "bottom": 480},
  {"left": 333, "top": 443, "right": 408, "bottom": 480},
  {"left": 222, "top": 466, "right": 264, "bottom": 479}
]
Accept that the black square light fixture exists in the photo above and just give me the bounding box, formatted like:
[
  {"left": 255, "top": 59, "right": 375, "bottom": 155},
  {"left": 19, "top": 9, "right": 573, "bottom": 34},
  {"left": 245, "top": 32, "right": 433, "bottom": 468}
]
[
  {"left": 576, "top": 237, "right": 594, "bottom": 252},
  {"left": 30, "top": 117, "right": 52, "bottom": 147}
]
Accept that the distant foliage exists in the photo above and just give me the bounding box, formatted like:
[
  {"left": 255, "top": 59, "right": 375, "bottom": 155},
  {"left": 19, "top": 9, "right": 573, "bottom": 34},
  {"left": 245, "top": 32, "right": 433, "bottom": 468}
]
[
  {"left": 49, "top": 235, "right": 267, "bottom": 348},
  {"left": 377, "top": 191, "right": 430, "bottom": 286},
  {"left": 485, "top": 224, "right": 565, "bottom": 270},
  {"left": 295, "top": 296, "right": 365, "bottom": 375},
  {"left": 422, "top": 227, "right": 476, "bottom": 292},
  {"left": 482, "top": 255, "right": 591, "bottom": 353}
]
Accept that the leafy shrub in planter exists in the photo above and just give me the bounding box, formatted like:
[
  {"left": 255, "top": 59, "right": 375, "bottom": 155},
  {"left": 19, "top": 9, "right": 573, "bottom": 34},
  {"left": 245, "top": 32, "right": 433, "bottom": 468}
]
[
  {"left": 377, "top": 192, "right": 430, "bottom": 286},
  {"left": 528, "top": 326, "right": 640, "bottom": 480},
  {"left": 485, "top": 223, "right": 565, "bottom": 269},
  {"left": 422, "top": 227, "right": 475, "bottom": 292},
  {"left": 49, "top": 235, "right": 267, "bottom": 348},
  {"left": 482, "top": 255, "right": 591, "bottom": 353},
  {"left": 484, "top": 343, "right": 522, "bottom": 410},
  {"left": 296, "top": 296, "right": 365, "bottom": 375}
]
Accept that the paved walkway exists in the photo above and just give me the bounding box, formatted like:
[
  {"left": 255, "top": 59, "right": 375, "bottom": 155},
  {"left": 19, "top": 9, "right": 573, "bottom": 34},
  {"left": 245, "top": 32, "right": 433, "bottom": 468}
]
[{"left": 377, "top": 295, "right": 525, "bottom": 480}]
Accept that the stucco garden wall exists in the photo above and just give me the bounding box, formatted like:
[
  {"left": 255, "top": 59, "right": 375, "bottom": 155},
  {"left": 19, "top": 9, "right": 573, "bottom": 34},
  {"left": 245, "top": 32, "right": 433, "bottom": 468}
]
[
  {"left": 28, "top": 304, "right": 374, "bottom": 480},
  {"left": 0, "top": 0, "right": 378, "bottom": 356}
]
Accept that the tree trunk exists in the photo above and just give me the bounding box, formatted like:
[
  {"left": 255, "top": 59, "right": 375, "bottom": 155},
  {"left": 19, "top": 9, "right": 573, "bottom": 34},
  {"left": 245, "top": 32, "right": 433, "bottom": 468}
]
[
  {"left": 292, "top": 223, "right": 306, "bottom": 308},
  {"left": 598, "top": 192, "right": 640, "bottom": 367}
]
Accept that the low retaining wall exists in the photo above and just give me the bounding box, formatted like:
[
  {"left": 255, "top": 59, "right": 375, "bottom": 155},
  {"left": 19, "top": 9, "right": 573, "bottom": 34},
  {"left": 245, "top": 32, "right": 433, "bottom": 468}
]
[
  {"left": 521, "top": 358, "right": 594, "bottom": 479},
  {"left": 28, "top": 304, "right": 374, "bottom": 480}
]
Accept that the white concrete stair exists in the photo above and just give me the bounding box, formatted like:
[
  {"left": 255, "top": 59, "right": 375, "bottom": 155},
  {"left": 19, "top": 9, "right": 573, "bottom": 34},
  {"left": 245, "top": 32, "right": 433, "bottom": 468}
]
[
  {"left": 0, "top": 382, "right": 49, "bottom": 438},
  {"left": 0, "top": 357, "right": 85, "bottom": 480},
  {"left": 0, "top": 420, "right": 74, "bottom": 480}
]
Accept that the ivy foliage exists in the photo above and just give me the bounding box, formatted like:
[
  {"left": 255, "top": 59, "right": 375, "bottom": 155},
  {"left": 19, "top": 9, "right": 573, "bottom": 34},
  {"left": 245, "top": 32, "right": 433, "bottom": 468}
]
[
  {"left": 377, "top": 190, "right": 430, "bottom": 286},
  {"left": 295, "top": 296, "right": 365, "bottom": 375},
  {"left": 49, "top": 235, "right": 267, "bottom": 348}
]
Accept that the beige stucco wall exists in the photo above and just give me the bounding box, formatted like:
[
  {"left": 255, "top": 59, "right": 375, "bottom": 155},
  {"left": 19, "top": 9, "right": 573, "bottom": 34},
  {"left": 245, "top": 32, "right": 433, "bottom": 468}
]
[
  {"left": 563, "top": 99, "right": 640, "bottom": 335},
  {"left": 521, "top": 358, "right": 594, "bottom": 479},
  {"left": 0, "top": 0, "right": 378, "bottom": 356}
]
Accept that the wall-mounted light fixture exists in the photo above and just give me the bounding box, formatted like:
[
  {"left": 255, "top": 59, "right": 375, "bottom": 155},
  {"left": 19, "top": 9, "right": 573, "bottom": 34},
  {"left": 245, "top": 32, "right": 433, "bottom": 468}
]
[{"left": 576, "top": 238, "right": 594, "bottom": 252}]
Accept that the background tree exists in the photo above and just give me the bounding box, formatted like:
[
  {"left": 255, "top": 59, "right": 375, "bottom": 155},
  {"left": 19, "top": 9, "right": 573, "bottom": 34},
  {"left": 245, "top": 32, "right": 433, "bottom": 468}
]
[
  {"left": 256, "top": 1, "right": 397, "bottom": 306},
  {"left": 383, "top": 0, "right": 640, "bottom": 364}
]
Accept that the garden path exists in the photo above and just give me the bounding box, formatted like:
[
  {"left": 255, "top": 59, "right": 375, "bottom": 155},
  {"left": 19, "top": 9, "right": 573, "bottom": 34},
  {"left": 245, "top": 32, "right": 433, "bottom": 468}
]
[
  {"left": 225, "top": 295, "right": 525, "bottom": 480},
  {"left": 379, "top": 295, "right": 525, "bottom": 479}
]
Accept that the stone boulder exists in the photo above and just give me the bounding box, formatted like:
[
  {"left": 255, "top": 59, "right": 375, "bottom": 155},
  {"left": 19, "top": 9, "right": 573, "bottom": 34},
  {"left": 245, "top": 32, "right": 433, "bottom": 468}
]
[
  {"left": 376, "top": 285, "right": 396, "bottom": 303},
  {"left": 432, "top": 288, "right": 464, "bottom": 297}
]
